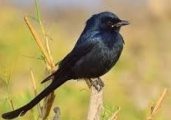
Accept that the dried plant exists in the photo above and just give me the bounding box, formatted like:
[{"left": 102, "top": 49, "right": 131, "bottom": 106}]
[
  {"left": 24, "top": 16, "right": 56, "bottom": 119},
  {"left": 108, "top": 107, "right": 120, "bottom": 120},
  {"left": 146, "top": 88, "right": 168, "bottom": 120}
]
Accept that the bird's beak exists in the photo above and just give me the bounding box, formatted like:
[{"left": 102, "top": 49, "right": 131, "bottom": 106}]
[{"left": 116, "top": 20, "right": 129, "bottom": 27}]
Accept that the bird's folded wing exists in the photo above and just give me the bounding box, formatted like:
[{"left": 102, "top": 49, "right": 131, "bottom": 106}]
[
  {"left": 59, "top": 41, "right": 96, "bottom": 68},
  {"left": 41, "top": 40, "right": 97, "bottom": 83}
]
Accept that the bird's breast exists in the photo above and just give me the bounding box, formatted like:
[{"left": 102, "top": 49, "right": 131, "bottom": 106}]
[{"left": 73, "top": 40, "right": 123, "bottom": 79}]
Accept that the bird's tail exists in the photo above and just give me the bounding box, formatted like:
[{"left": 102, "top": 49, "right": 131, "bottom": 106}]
[{"left": 2, "top": 76, "right": 67, "bottom": 119}]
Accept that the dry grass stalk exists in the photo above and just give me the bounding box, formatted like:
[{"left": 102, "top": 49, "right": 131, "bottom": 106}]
[
  {"left": 53, "top": 107, "right": 60, "bottom": 120},
  {"left": 8, "top": 98, "right": 14, "bottom": 111},
  {"left": 24, "top": 16, "right": 56, "bottom": 120},
  {"left": 30, "top": 70, "right": 42, "bottom": 117},
  {"left": 39, "top": 20, "right": 55, "bottom": 69},
  {"left": 30, "top": 70, "right": 37, "bottom": 96},
  {"left": 147, "top": 88, "right": 168, "bottom": 120},
  {"left": 108, "top": 107, "right": 120, "bottom": 120},
  {"left": 42, "top": 93, "right": 55, "bottom": 119},
  {"left": 24, "top": 17, "right": 54, "bottom": 70}
]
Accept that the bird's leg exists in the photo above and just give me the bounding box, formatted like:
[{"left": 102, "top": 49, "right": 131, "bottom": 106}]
[
  {"left": 87, "top": 78, "right": 104, "bottom": 91},
  {"left": 97, "top": 77, "right": 104, "bottom": 88}
]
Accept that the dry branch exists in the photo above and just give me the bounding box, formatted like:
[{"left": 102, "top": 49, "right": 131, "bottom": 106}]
[{"left": 87, "top": 83, "right": 103, "bottom": 120}]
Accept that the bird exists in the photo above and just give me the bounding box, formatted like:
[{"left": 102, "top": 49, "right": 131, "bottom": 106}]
[{"left": 2, "top": 11, "right": 129, "bottom": 119}]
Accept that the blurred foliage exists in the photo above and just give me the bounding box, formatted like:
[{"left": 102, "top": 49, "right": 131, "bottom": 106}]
[{"left": 0, "top": 1, "right": 171, "bottom": 120}]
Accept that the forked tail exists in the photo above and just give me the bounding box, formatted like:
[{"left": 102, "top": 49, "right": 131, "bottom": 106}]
[{"left": 2, "top": 77, "right": 67, "bottom": 119}]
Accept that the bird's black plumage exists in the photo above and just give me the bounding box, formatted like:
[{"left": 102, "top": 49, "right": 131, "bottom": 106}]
[{"left": 2, "top": 11, "right": 129, "bottom": 119}]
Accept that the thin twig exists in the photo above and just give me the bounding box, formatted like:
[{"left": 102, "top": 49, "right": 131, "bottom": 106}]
[{"left": 146, "top": 88, "right": 168, "bottom": 120}]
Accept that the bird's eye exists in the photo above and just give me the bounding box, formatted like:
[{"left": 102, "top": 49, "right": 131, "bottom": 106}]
[{"left": 106, "top": 20, "right": 114, "bottom": 28}]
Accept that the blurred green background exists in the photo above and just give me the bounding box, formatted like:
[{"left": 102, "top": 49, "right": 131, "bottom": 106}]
[{"left": 0, "top": 0, "right": 171, "bottom": 120}]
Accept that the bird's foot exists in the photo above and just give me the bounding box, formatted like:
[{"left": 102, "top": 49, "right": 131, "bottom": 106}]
[{"left": 87, "top": 78, "right": 104, "bottom": 91}]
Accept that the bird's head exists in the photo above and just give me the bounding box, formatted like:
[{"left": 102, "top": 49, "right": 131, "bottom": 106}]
[{"left": 86, "top": 12, "right": 129, "bottom": 32}]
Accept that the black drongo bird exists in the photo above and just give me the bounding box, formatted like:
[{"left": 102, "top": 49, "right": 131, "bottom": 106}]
[{"left": 2, "top": 11, "right": 129, "bottom": 119}]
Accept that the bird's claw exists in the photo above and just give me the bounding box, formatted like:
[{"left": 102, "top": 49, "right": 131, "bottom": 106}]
[{"left": 88, "top": 78, "right": 104, "bottom": 91}]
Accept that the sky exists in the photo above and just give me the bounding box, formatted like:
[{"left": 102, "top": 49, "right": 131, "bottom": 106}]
[{"left": 9, "top": 0, "right": 146, "bottom": 8}]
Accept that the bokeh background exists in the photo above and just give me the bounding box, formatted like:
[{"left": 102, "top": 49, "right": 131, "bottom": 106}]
[{"left": 0, "top": 0, "right": 171, "bottom": 120}]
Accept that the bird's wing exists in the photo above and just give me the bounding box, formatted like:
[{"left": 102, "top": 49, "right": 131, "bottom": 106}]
[
  {"left": 59, "top": 41, "right": 96, "bottom": 68},
  {"left": 41, "top": 39, "right": 98, "bottom": 83}
]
